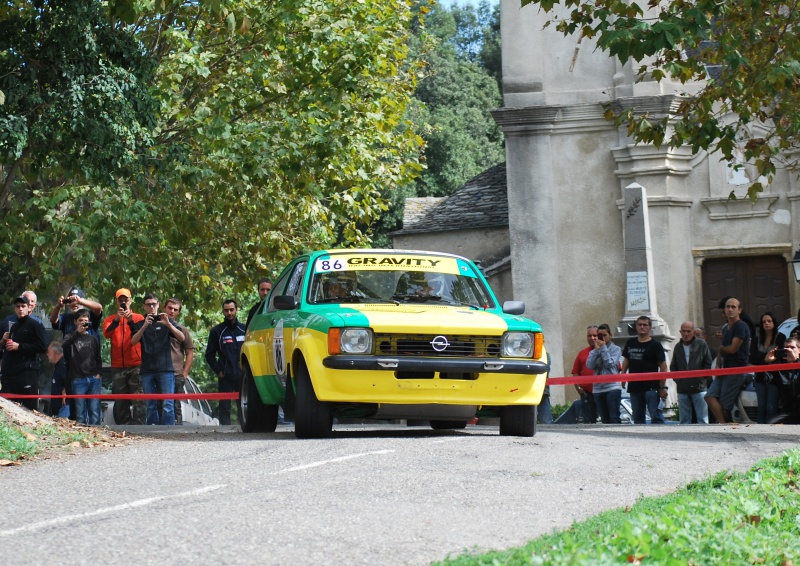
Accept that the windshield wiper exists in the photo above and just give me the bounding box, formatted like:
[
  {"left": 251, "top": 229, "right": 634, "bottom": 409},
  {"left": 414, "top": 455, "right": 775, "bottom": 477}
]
[
  {"left": 444, "top": 300, "right": 482, "bottom": 309},
  {"left": 360, "top": 298, "right": 401, "bottom": 305},
  {"left": 391, "top": 294, "right": 445, "bottom": 303}
]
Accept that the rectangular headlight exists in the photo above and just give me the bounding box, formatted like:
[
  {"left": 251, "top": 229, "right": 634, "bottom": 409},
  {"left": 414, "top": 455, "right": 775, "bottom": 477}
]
[
  {"left": 340, "top": 328, "right": 373, "bottom": 354},
  {"left": 502, "top": 332, "right": 533, "bottom": 358}
]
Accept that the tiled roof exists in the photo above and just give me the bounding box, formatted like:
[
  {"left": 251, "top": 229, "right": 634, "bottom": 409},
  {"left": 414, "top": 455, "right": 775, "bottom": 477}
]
[
  {"left": 402, "top": 197, "right": 447, "bottom": 227},
  {"left": 393, "top": 163, "right": 508, "bottom": 234}
]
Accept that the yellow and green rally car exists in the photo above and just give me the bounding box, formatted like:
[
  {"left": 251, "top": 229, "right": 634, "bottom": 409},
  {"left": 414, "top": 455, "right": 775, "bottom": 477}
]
[{"left": 239, "top": 249, "right": 549, "bottom": 438}]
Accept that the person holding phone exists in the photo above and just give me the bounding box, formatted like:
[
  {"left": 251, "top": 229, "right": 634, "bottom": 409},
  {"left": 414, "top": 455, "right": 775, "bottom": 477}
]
[
  {"left": 764, "top": 337, "right": 800, "bottom": 422},
  {"left": 62, "top": 309, "right": 103, "bottom": 425},
  {"left": 49, "top": 286, "right": 103, "bottom": 338},
  {"left": 130, "top": 294, "right": 185, "bottom": 425},
  {"left": 103, "top": 288, "right": 146, "bottom": 424},
  {"left": 587, "top": 323, "right": 623, "bottom": 424}
]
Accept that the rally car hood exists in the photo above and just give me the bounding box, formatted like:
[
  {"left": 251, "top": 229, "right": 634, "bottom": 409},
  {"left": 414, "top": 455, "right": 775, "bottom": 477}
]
[{"left": 331, "top": 303, "right": 521, "bottom": 335}]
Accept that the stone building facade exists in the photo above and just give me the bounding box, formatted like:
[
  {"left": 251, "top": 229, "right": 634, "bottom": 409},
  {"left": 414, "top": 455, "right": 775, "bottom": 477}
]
[{"left": 492, "top": 0, "right": 800, "bottom": 401}]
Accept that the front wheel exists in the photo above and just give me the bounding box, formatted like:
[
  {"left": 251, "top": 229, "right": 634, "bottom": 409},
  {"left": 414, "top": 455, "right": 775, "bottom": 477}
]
[
  {"left": 239, "top": 365, "right": 278, "bottom": 433},
  {"left": 499, "top": 405, "right": 537, "bottom": 437},
  {"left": 294, "top": 360, "right": 332, "bottom": 439}
]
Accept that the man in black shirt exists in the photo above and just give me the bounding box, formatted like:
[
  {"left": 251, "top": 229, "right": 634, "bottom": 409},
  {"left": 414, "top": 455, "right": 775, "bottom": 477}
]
[
  {"left": 130, "top": 294, "right": 185, "bottom": 425},
  {"left": 46, "top": 342, "right": 68, "bottom": 418},
  {"left": 62, "top": 310, "right": 103, "bottom": 425},
  {"left": 707, "top": 297, "right": 751, "bottom": 424},
  {"left": 621, "top": 315, "right": 668, "bottom": 424},
  {"left": 0, "top": 295, "right": 49, "bottom": 411}
]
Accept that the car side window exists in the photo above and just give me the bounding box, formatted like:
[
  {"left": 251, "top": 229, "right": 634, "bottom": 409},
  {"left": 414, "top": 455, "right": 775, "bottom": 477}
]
[
  {"left": 266, "top": 265, "right": 295, "bottom": 313},
  {"left": 285, "top": 262, "right": 307, "bottom": 299}
]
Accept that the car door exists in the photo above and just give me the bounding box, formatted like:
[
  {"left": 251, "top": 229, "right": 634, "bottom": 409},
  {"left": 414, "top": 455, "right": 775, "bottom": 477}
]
[{"left": 263, "top": 260, "right": 307, "bottom": 383}]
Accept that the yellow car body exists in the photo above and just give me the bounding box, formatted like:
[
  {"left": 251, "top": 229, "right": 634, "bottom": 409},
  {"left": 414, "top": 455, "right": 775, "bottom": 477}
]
[{"left": 239, "top": 249, "right": 549, "bottom": 437}]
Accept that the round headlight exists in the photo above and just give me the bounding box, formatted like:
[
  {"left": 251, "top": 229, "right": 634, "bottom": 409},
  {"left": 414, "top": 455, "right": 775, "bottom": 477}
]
[
  {"left": 502, "top": 332, "right": 533, "bottom": 357},
  {"left": 340, "top": 328, "right": 373, "bottom": 354}
]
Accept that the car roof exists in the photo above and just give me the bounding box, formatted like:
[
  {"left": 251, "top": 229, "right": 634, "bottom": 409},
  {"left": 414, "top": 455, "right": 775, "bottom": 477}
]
[{"left": 309, "top": 248, "right": 472, "bottom": 262}]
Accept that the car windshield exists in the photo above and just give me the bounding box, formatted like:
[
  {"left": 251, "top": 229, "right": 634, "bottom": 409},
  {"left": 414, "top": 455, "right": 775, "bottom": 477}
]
[{"left": 307, "top": 254, "right": 495, "bottom": 308}]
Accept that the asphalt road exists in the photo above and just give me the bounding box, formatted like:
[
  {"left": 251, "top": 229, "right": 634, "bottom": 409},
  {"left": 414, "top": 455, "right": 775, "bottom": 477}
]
[{"left": 1, "top": 422, "right": 799, "bottom": 565}]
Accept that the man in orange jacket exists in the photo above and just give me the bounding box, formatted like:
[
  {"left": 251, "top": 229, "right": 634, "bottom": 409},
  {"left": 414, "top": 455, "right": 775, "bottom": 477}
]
[{"left": 103, "top": 288, "right": 145, "bottom": 424}]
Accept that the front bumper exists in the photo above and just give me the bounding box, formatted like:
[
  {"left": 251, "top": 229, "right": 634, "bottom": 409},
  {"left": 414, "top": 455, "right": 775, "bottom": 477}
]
[{"left": 322, "top": 355, "right": 549, "bottom": 375}]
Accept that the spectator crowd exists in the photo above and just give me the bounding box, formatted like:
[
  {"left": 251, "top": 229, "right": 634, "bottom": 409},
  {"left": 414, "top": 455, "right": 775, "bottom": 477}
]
[
  {"left": 0, "top": 280, "right": 273, "bottom": 426},
  {"left": 539, "top": 297, "right": 800, "bottom": 426},
  {"left": 1, "top": 284, "right": 798, "bottom": 427}
]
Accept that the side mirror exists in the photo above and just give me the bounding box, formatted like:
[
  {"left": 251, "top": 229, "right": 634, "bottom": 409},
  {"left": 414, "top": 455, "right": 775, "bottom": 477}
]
[
  {"left": 273, "top": 295, "right": 298, "bottom": 310},
  {"left": 502, "top": 300, "right": 525, "bottom": 315}
]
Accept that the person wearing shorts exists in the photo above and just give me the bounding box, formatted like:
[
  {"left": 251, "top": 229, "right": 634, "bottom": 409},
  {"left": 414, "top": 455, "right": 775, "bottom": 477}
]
[{"left": 706, "top": 297, "right": 751, "bottom": 423}]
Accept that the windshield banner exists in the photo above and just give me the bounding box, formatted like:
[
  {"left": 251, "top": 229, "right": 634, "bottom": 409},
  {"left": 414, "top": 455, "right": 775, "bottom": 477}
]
[{"left": 314, "top": 254, "right": 471, "bottom": 275}]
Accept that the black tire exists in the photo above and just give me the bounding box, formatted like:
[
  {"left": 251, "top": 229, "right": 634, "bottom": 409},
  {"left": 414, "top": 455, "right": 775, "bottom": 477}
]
[
  {"left": 284, "top": 375, "right": 296, "bottom": 422},
  {"left": 239, "top": 365, "right": 278, "bottom": 433},
  {"left": 294, "top": 360, "right": 332, "bottom": 439},
  {"left": 499, "top": 405, "right": 537, "bottom": 437},
  {"left": 429, "top": 420, "right": 468, "bottom": 430}
]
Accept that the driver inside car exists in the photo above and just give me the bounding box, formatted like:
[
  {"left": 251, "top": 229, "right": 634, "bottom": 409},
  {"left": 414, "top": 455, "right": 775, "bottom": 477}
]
[{"left": 325, "top": 273, "right": 357, "bottom": 300}]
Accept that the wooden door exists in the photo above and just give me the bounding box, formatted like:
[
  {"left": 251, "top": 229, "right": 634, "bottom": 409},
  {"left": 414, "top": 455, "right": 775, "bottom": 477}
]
[{"left": 701, "top": 255, "right": 790, "bottom": 352}]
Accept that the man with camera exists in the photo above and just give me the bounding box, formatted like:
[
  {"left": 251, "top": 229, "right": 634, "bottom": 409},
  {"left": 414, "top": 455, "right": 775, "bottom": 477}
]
[
  {"left": 61, "top": 309, "right": 103, "bottom": 425},
  {"left": 50, "top": 286, "right": 103, "bottom": 338},
  {"left": 103, "top": 288, "right": 146, "bottom": 424},
  {"left": 763, "top": 337, "right": 800, "bottom": 422},
  {"left": 0, "top": 295, "right": 49, "bottom": 411},
  {"left": 130, "top": 294, "right": 185, "bottom": 425}
]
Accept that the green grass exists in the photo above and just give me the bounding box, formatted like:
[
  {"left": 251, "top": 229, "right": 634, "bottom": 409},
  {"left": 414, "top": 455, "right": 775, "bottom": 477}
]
[
  {"left": 0, "top": 412, "right": 90, "bottom": 462},
  {"left": 435, "top": 449, "right": 800, "bottom": 565}
]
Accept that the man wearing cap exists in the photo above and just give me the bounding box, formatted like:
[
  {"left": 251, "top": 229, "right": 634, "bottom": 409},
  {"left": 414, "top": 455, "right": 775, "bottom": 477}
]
[
  {"left": 103, "top": 288, "right": 146, "bottom": 424},
  {"left": 1, "top": 291, "right": 46, "bottom": 333},
  {"left": 50, "top": 286, "right": 103, "bottom": 339},
  {"left": 0, "top": 296, "right": 49, "bottom": 410}
]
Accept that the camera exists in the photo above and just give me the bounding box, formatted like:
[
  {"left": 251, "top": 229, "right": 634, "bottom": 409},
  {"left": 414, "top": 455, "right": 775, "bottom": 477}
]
[
  {"left": 774, "top": 348, "right": 788, "bottom": 362},
  {"left": 63, "top": 296, "right": 76, "bottom": 305},
  {"left": 81, "top": 321, "right": 90, "bottom": 329},
  {"left": 148, "top": 314, "right": 161, "bottom": 324},
  {"left": 119, "top": 302, "right": 128, "bottom": 311}
]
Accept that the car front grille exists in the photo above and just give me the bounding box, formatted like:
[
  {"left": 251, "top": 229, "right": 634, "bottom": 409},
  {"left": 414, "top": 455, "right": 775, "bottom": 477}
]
[{"left": 373, "top": 333, "right": 501, "bottom": 357}]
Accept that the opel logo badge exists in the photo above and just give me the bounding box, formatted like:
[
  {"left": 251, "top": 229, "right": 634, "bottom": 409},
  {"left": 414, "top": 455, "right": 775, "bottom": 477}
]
[{"left": 430, "top": 335, "right": 449, "bottom": 352}]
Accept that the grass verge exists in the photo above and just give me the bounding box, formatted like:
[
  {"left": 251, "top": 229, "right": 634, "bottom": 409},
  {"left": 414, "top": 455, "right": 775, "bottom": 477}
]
[
  {"left": 435, "top": 449, "right": 800, "bottom": 565},
  {"left": 0, "top": 411, "right": 94, "bottom": 463}
]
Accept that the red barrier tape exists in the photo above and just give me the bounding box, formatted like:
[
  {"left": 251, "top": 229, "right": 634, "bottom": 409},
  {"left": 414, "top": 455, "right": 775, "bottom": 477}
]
[
  {"left": 0, "top": 393, "right": 239, "bottom": 400},
  {"left": 547, "top": 362, "right": 800, "bottom": 386}
]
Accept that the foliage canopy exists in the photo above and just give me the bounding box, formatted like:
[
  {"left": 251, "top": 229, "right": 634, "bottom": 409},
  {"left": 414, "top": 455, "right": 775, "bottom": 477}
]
[
  {"left": 0, "top": 0, "right": 423, "bottom": 325},
  {"left": 521, "top": 0, "right": 800, "bottom": 200}
]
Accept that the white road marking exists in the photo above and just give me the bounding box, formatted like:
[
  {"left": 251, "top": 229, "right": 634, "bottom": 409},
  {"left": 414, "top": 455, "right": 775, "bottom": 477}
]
[
  {"left": 0, "top": 484, "right": 226, "bottom": 537},
  {"left": 273, "top": 449, "right": 394, "bottom": 474}
]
